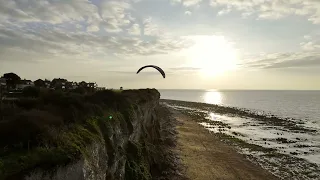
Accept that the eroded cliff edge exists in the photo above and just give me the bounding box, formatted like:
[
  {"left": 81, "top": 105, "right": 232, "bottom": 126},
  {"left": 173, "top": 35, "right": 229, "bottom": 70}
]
[{"left": 0, "top": 89, "right": 182, "bottom": 180}]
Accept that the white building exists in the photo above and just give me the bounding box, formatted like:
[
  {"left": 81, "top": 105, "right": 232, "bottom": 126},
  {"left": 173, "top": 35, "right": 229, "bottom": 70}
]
[
  {"left": 16, "top": 80, "right": 34, "bottom": 90},
  {"left": 0, "top": 78, "right": 6, "bottom": 86}
]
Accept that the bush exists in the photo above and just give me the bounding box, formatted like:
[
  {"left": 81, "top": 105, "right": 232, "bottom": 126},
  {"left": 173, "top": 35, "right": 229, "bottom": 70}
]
[
  {"left": 0, "top": 110, "right": 63, "bottom": 149},
  {"left": 15, "top": 98, "right": 39, "bottom": 110},
  {"left": 0, "top": 103, "right": 21, "bottom": 122},
  {"left": 0, "top": 88, "right": 133, "bottom": 150},
  {"left": 70, "top": 87, "right": 87, "bottom": 94},
  {"left": 22, "top": 87, "right": 41, "bottom": 98}
]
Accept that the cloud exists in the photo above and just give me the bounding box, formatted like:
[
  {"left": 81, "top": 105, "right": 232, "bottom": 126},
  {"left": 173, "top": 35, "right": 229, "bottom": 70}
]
[
  {"left": 0, "top": 0, "right": 194, "bottom": 63},
  {"left": 240, "top": 51, "right": 320, "bottom": 69},
  {"left": 0, "top": 0, "right": 99, "bottom": 23},
  {"left": 143, "top": 17, "right": 159, "bottom": 36},
  {"left": 217, "top": 8, "right": 231, "bottom": 16},
  {"left": 300, "top": 33, "right": 320, "bottom": 51},
  {"left": 185, "top": 11, "right": 192, "bottom": 15},
  {"left": 264, "top": 57, "right": 320, "bottom": 69},
  {"left": 171, "top": 0, "right": 203, "bottom": 7},
  {"left": 182, "top": 0, "right": 203, "bottom": 7},
  {"left": 87, "top": 24, "right": 100, "bottom": 32},
  {"left": 301, "top": 42, "right": 320, "bottom": 51},
  {"left": 0, "top": 24, "right": 192, "bottom": 63},
  {"left": 304, "top": 35, "right": 311, "bottom": 40},
  {"left": 169, "top": 67, "right": 201, "bottom": 71},
  {"left": 210, "top": 0, "right": 320, "bottom": 24},
  {"left": 99, "top": 1, "right": 132, "bottom": 32},
  {"left": 0, "top": 0, "right": 134, "bottom": 33},
  {"left": 127, "top": 23, "right": 141, "bottom": 35}
]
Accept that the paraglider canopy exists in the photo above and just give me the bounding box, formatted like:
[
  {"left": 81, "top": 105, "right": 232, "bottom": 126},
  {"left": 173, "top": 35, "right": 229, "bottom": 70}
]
[{"left": 136, "top": 65, "right": 165, "bottom": 78}]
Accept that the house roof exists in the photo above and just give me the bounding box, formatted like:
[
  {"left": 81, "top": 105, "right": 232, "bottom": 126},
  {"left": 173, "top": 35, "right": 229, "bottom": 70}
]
[{"left": 20, "top": 79, "right": 33, "bottom": 84}]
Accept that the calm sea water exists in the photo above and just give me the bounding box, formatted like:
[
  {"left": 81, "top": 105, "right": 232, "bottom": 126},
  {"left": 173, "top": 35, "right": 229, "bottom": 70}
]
[{"left": 159, "top": 89, "right": 320, "bottom": 124}]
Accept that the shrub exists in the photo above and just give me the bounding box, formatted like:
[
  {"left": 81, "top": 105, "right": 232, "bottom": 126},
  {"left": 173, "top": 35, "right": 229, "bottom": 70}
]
[
  {"left": 15, "top": 98, "right": 39, "bottom": 110},
  {"left": 0, "top": 110, "right": 63, "bottom": 149},
  {"left": 70, "top": 87, "right": 87, "bottom": 95},
  {"left": 22, "top": 87, "right": 41, "bottom": 98}
]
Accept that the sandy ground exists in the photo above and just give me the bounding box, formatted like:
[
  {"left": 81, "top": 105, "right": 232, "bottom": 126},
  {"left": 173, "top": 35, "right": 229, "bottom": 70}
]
[{"left": 172, "top": 110, "right": 278, "bottom": 180}]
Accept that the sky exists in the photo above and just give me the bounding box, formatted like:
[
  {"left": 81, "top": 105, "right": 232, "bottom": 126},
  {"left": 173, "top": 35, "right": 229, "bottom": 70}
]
[{"left": 0, "top": 0, "right": 319, "bottom": 90}]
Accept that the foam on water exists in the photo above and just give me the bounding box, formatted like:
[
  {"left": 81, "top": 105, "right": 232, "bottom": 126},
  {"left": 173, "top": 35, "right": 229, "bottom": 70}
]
[{"left": 205, "top": 113, "right": 320, "bottom": 165}]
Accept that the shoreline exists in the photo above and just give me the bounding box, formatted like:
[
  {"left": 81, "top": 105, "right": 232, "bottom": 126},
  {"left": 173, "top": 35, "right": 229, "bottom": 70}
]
[
  {"left": 170, "top": 108, "right": 278, "bottom": 180},
  {"left": 161, "top": 99, "right": 317, "bottom": 133},
  {"left": 162, "top": 99, "right": 320, "bottom": 180}
]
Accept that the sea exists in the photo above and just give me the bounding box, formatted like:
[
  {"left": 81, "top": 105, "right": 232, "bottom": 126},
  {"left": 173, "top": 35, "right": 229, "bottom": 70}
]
[
  {"left": 159, "top": 89, "right": 320, "bottom": 125},
  {"left": 159, "top": 89, "right": 320, "bottom": 179}
]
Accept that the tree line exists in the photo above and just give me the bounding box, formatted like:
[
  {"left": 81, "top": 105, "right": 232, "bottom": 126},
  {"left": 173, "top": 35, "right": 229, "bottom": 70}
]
[{"left": 1, "top": 72, "right": 100, "bottom": 91}]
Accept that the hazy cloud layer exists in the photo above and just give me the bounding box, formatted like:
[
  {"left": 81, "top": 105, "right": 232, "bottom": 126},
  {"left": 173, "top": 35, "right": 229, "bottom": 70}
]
[
  {"left": 1, "top": 0, "right": 319, "bottom": 64},
  {"left": 169, "top": 0, "right": 320, "bottom": 24},
  {"left": 104, "top": 66, "right": 200, "bottom": 77},
  {"left": 0, "top": 0, "right": 194, "bottom": 63},
  {"left": 240, "top": 51, "right": 320, "bottom": 69},
  {"left": 210, "top": 0, "right": 320, "bottom": 24},
  {"left": 0, "top": 25, "right": 192, "bottom": 61},
  {"left": 169, "top": 67, "right": 201, "bottom": 71}
]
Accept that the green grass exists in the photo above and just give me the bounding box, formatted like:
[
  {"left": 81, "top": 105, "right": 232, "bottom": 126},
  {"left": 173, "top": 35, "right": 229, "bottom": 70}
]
[{"left": 0, "top": 147, "right": 71, "bottom": 179}]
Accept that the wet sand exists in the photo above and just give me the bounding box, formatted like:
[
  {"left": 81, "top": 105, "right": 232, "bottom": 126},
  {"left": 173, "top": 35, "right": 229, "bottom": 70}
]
[{"left": 172, "top": 110, "right": 278, "bottom": 180}]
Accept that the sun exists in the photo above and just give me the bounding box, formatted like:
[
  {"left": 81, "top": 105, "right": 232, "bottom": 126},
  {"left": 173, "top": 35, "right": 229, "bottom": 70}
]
[{"left": 186, "top": 35, "right": 238, "bottom": 77}]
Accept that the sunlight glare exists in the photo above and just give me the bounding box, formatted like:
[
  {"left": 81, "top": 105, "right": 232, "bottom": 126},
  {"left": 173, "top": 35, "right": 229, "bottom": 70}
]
[
  {"left": 186, "top": 35, "right": 238, "bottom": 77},
  {"left": 203, "top": 90, "right": 222, "bottom": 105}
]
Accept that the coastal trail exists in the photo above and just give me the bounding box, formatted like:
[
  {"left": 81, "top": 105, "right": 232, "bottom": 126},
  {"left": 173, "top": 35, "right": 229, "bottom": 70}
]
[{"left": 172, "top": 110, "right": 278, "bottom": 180}]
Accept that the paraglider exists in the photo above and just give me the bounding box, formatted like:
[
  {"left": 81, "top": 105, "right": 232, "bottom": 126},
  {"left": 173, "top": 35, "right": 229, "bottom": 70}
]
[{"left": 136, "top": 65, "right": 165, "bottom": 78}]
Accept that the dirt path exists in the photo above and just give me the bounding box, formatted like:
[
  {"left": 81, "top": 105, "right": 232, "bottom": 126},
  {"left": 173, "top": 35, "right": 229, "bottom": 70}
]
[{"left": 173, "top": 111, "right": 278, "bottom": 180}]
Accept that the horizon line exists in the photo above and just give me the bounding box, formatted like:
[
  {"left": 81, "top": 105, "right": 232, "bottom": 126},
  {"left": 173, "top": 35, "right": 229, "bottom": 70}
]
[{"left": 157, "top": 89, "right": 320, "bottom": 91}]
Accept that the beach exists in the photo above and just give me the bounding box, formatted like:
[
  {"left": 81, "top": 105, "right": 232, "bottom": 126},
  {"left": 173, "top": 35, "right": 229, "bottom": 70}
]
[
  {"left": 162, "top": 99, "right": 320, "bottom": 180},
  {"left": 172, "top": 110, "right": 277, "bottom": 180}
]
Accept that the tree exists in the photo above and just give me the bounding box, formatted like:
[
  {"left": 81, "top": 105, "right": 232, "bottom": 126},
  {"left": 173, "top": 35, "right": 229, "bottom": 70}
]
[
  {"left": 71, "top": 86, "right": 87, "bottom": 94},
  {"left": 44, "top": 79, "right": 51, "bottom": 88},
  {"left": 22, "top": 86, "right": 40, "bottom": 98},
  {"left": 3, "top": 73, "right": 21, "bottom": 90},
  {"left": 50, "top": 78, "right": 67, "bottom": 89},
  {"left": 34, "top": 79, "right": 45, "bottom": 88},
  {"left": 65, "top": 81, "right": 74, "bottom": 90},
  {"left": 79, "top": 81, "right": 88, "bottom": 88}
]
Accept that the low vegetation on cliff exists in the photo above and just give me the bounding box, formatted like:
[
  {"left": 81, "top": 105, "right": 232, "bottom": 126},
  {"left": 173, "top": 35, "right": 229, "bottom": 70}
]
[{"left": 0, "top": 87, "right": 177, "bottom": 180}]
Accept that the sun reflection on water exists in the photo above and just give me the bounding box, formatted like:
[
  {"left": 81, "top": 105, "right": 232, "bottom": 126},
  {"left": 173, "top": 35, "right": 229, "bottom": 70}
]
[{"left": 204, "top": 90, "right": 222, "bottom": 105}]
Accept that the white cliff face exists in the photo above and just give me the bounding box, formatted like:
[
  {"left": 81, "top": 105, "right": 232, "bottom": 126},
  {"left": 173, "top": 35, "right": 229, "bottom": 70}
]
[{"left": 83, "top": 141, "right": 108, "bottom": 180}]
